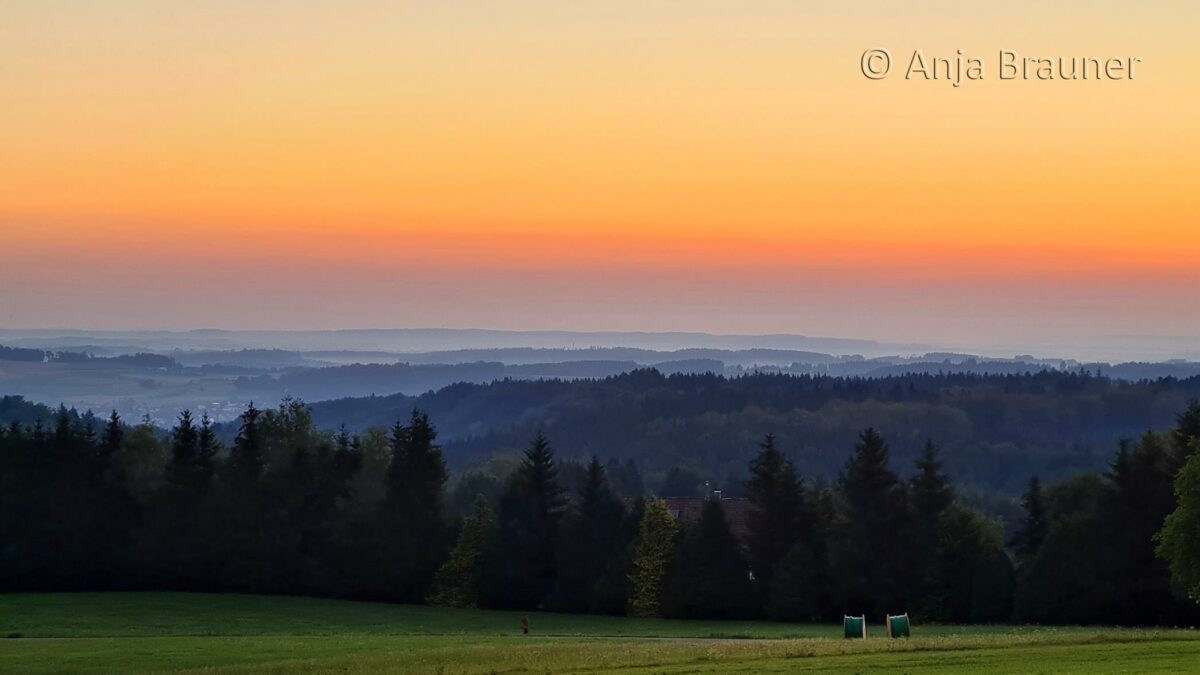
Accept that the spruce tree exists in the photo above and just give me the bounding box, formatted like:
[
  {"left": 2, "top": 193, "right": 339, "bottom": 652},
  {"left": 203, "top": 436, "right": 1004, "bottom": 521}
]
[
  {"left": 167, "top": 410, "right": 200, "bottom": 492},
  {"left": 925, "top": 506, "right": 985, "bottom": 622},
  {"left": 831, "top": 428, "right": 912, "bottom": 617},
  {"left": 498, "top": 431, "right": 564, "bottom": 609},
  {"left": 970, "top": 543, "right": 1015, "bottom": 623},
  {"left": 1171, "top": 401, "right": 1200, "bottom": 471},
  {"left": 1015, "top": 476, "right": 1048, "bottom": 559},
  {"left": 384, "top": 417, "right": 409, "bottom": 495},
  {"left": 197, "top": 413, "right": 218, "bottom": 479},
  {"left": 378, "top": 409, "right": 449, "bottom": 602},
  {"left": 227, "top": 403, "right": 264, "bottom": 482},
  {"left": 99, "top": 411, "right": 122, "bottom": 464},
  {"left": 552, "top": 457, "right": 626, "bottom": 612},
  {"left": 911, "top": 440, "right": 952, "bottom": 525},
  {"left": 1013, "top": 474, "right": 1124, "bottom": 624},
  {"left": 767, "top": 539, "right": 821, "bottom": 620},
  {"left": 80, "top": 412, "right": 97, "bottom": 447},
  {"left": 1107, "top": 432, "right": 1186, "bottom": 623},
  {"left": 212, "top": 402, "right": 269, "bottom": 591},
  {"left": 671, "top": 499, "right": 753, "bottom": 618},
  {"left": 330, "top": 426, "right": 363, "bottom": 507},
  {"left": 744, "top": 434, "right": 805, "bottom": 591},
  {"left": 149, "top": 409, "right": 213, "bottom": 588},
  {"left": 910, "top": 440, "right": 955, "bottom": 619},
  {"left": 581, "top": 456, "right": 610, "bottom": 519},
  {"left": 398, "top": 410, "right": 448, "bottom": 516}
]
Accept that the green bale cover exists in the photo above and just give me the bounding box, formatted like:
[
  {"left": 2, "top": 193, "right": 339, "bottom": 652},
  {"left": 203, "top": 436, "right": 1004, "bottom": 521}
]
[
  {"left": 843, "top": 615, "right": 866, "bottom": 639},
  {"left": 887, "top": 613, "right": 910, "bottom": 638}
]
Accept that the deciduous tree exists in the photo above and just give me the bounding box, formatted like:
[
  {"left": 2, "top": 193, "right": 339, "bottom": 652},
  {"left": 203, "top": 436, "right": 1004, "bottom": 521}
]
[{"left": 628, "top": 499, "right": 680, "bottom": 618}]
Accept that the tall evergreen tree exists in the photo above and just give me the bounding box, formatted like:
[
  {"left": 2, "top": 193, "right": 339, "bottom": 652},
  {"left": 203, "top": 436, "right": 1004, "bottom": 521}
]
[
  {"left": 153, "top": 410, "right": 214, "bottom": 588},
  {"left": 167, "top": 410, "right": 201, "bottom": 492},
  {"left": 333, "top": 425, "right": 362, "bottom": 484},
  {"left": 552, "top": 457, "right": 627, "bottom": 612},
  {"left": 670, "top": 499, "right": 753, "bottom": 618},
  {"left": 375, "top": 409, "right": 449, "bottom": 602},
  {"left": 744, "top": 434, "right": 806, "bottom": 592},
  {"left": 1013, "top": 474, "right": 1124, "bottom": 624},
  {"left": 385, "top": 410, "right": 447, "bottom": 520},
  {"left": 606, "top": 457, "right": 644, "bottom": 498},
  {"left": 970, "top": 543, "right": 1016, "bottom": 623},
  {"left": 830, "top": 428, "right": 913, "bottom": 617},
  {"left": 110, "top": 417, "right": 165, "bottom": 503},
  {"left": 943, "top": 506, "right": 1016, "bottom": 623},
  {"left": 1172, "top": 401, "right": 1200, "bottom": 466},
  {"left": 99, "top": 411, "right": 123, "bottom": 464},
  {"left": 1015, "top": 476, "right": 1048, "bottom": 559},
  {"left": 911, "top": 440, "right": 953, "bottom": 525},
  {"left": 210, "top": 402, "right": 270, "bottom": 591},
  {"left": 498, "top": 431, "right": 564, "bottom": 609},
  {"left": 41, "top": 405, "right": 133, "bottom": 590},
  {"left": 197, "top": 413, "right": 218, "bottom": 477},
  {"left": 52, "top": 405, "right": 74, "bottom": 448},
  {"left": 80, "top": 412, "right": 97, "bottom": 447},
  {"left": 909, "top": 440, "right": 957, "bottom": 619},
  {"left": 226, "top": 403, "right": 264, "bottom": 482},
  {"left": 767, "top": 538, "right": 821, "bottom": 620},
  {"left": 1107, "top": 432, "right": 1189, "bottom": 623}
]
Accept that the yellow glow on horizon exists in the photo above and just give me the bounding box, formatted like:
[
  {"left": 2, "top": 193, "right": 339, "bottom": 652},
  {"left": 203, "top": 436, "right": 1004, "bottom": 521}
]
[{"left": 2, "top": 1, "right": 1198, "bottom": 337}]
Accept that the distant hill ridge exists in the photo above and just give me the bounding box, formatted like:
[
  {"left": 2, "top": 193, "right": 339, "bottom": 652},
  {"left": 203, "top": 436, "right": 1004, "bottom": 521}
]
[{"left": 300, "top": 369, "right": 1200, "bottom": 493}]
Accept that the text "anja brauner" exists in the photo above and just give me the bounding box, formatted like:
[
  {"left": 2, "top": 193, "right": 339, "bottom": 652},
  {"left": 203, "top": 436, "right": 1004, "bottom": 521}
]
[{"left": 860, "top": 49, "right": 1141, "bottom": 86}]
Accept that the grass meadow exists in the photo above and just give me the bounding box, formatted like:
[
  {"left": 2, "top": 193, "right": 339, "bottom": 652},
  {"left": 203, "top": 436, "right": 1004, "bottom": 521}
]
[{"left": 1, "top": 593, "right": 1197, "bottom": 673}]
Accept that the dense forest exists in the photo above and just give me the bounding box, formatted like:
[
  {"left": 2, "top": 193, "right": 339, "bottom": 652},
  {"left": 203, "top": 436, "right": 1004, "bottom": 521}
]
[
  {"left": 7, "top": 338, "right": 1200, "bottom": 443},
  {"left": 221, "top": 357, "right": 1200, "bottom": 407},
  {"left": 2, "top": 396, "right": 1199, "bottom": 625},
  {"left": 304, "top": 370, "right": 1200, "bottom": 493}
]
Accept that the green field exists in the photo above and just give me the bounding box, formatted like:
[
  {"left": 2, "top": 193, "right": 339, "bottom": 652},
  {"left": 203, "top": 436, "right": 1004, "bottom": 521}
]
[{"left": 1, "top": 593, "right": 1197, "bottom": 673}]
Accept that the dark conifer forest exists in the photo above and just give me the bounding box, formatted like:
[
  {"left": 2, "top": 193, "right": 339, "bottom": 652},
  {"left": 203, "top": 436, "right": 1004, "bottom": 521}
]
[
  {"left": 304, "top": 369, "right": 1200, "bottom": 492},
  {"left": 3, "top": 373, "right": 1200, "bottom": 625}
]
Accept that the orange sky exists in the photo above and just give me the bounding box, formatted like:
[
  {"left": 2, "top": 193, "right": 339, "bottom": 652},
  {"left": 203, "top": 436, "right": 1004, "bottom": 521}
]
[{"left": 2, "top": 2, "right": 1197, "bottom": 349}]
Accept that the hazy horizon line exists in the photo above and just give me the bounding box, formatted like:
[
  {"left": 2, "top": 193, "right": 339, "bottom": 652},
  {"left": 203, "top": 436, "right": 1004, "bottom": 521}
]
[{"left": 2, "top": 326, "right": 1198, "bottom": 363}]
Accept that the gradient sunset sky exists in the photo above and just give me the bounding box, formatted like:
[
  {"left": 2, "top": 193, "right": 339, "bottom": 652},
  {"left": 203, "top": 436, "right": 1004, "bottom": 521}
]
[{"left": 2, "top": 1, "right": 1197, "bottom": 350}]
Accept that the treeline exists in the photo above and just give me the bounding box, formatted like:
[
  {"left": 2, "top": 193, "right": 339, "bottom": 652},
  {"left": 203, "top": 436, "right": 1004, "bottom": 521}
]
[
  {"left": 0, "top": 345, "right": 177, "bottom": 367},
  {"left": 2, "top": 399, "right": 1199, "bottom": 625},
  {"left": 0, "top": 345, "right": 48, "bottom": 362},
  {"left": 309, "top": 369, "right": 1200, "bottom": 492},
  {"left": 233, "top": 361, "right": 651, "bottom": 401}
]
